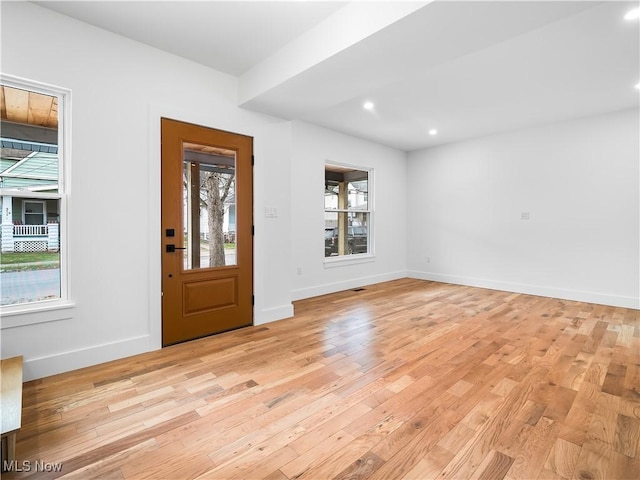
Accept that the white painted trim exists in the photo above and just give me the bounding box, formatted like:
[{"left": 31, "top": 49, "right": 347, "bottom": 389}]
[
  {"left": 255, "top": 304, "right": 294, "bottom": 326},
  {"left": 21, "top": 334, "right": 154, "bottom": 382},
  {"left": 148, "top": 105, "right": 163, "bottom": 350},
  {"left": 291, "top": 270, "right": 407, "bottom": 301},
  {"left": 0, "top": 301, "right": 75, "bottom": 328},
  {"left": 408, "top": 270, "right": 640, "bottom": 310},
  {"left": 0, "top": 190, "right": 61, "bottom": 199},
  {"left": 324, "top": 254, "right": 375, "bottom": 268}
]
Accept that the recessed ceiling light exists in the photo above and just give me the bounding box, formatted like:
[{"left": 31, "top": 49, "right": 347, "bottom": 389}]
[
  {"left": 363, "top": 101, "right": 374, "bottom": 111},
  {"left": 636, "top": 82, "right": 640, "bottom": 90},
  {"left": 428, "top": 129, "right": 438, "bottom": 136},
  {"left": 625, "top": 8, "right": 640, "bottom": 20}
]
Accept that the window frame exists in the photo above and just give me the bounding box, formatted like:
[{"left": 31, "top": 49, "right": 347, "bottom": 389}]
[
  {"left": 1, "top": 74, "right": 73, "bottom": 323},
  {"left": 23, "top": 200, "right": 47, "bottom": 225},
  {"left": 323, "top": 161, "right": 375, "bottom": 266}
]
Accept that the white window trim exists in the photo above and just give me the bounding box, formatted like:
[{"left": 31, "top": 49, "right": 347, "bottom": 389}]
[
  {"left": 324, "top": 253, "right": 376, "bottom": 268},
  {"left": 23, "top": 200, "right": 47, "bottom": 224},
  {"left": 323, "top": 161, "right": 375, "bottom": 265},
  {"left": 1, "top": 74, "right": 74, "bottom": 325}
]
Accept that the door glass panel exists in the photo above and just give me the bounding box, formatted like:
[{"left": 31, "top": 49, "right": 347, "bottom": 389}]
[{"left": 182, "top": 142, "right": 236, "bottom": 270}]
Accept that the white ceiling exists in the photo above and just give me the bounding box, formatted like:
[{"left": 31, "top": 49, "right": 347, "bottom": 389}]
[{"left": 35, "top": 1, "right": 640, "bottom": 151}]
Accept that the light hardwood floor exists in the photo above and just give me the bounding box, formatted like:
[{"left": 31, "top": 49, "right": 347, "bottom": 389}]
[{"left": 4, "top": 279, "right": 640, "bottom": 479}]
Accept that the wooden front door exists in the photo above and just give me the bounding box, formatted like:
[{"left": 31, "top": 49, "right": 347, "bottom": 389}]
[{"left": 161, "top": 118, "right": 253, "bottom": 346}]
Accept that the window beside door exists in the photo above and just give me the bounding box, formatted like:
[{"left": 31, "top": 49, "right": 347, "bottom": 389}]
[{"left": 0, "top": 77, "right": 69, "bottom": 311}]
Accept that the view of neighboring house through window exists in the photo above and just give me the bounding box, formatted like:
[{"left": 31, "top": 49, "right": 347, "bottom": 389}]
[
  {"left": 324, "top": 164, "right": 371, "bottom": 258},
  {"left": 1, "top": 81, "right": 65, "bottom": 307}
]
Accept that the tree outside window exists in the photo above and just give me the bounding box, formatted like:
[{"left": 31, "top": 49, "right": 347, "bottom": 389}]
[{"left": 182, "top": 144, "right": 236, "bottom": 270}]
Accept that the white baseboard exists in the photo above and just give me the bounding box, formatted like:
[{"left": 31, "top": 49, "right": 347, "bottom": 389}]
[
  {"left": 255, "top": 304, "right": 294, "bottom": 325},
  {"left": 291, "top": 270, "right": 407, "bottom": 301},
  {"left": 22, "top": 303, "right": 297, "bottom": 380},
  {"left": 408, "top": 270, "right": 640, "bottom": 310},
  {"left": 23, "top": 335, "right": 154, "bottom": 382}
]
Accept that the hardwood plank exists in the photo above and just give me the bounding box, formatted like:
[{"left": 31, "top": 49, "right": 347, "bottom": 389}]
[
  {"left": 505, "top": 416, "right": 559, "bottom": 480},
  {"left": 287, "top": 397, "right": 374, "bottom": 455},
  {"left": 536, "top": 467, "right": 565, "bottom": 480},
  {"left": 560, "top": 381, "right": 601, "bottom": 446},
  {"left": 290, "top": 436, "right": 375, "bottom": 480},
  {"left": 399, "top": 445, "right": 454, "bottom": 480},
  {"left": 262, "top": 470, "right": 290, "bottom": 480},
  {"left": 571, "top": 439, "right": 614, "bottom": 480},
  {"left": 2, "top": 279, "right": 638, "bottom": 480},
  {"left": 614, "top": 413, "right": 640, "bottom": 458},
  {"left": 585, "top": 392, "right": 620, "bottom": 446},
  {"left": 543, "top": 437, "right": 581, "bottom": 479},
  {"left": 472, "top": 449, "right": 514, "bottom": 480},
  {"left": 55, "top": 438, "right": 153, "bottom": 480},
  {"left": 367, "top": 408, "right": 461, "bottom": 479},
  {"left": 438, "top": 421, "right": 475, "bottom": 453},
  {"left": 605, "top": 450, "right": 640, "bottom": 480},
  {"left": 333, "top": 451, "right": 385, "bottom": 480},
  {"left": 282, "top": 429, "right": 355, "bottom": 479}
]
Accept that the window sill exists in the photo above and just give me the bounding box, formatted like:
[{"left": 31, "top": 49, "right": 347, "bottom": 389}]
[
  {"left": 1, "top": 300, "right": 75, "bottom": 329},
  {"left": 324, "top": 253, "right": 375, "bottom": 268}
]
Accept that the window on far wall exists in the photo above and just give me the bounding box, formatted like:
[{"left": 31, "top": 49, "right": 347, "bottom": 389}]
[
  {"left": 324, "top": 164, "right": 372, "bottom": 258},
  {"left": 0, "top": 77, "right": 68, "bottom": 309}
]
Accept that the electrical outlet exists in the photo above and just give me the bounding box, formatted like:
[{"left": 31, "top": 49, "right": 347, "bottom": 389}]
[
  {"left": 426, "top": 256, "right": 431, "bottom": 264},
  {"left": 296, "top": 267, "right": 302, "bottom": 275},
  {"left": 521, "top": 211, "right": 530, "bottom": 220}
]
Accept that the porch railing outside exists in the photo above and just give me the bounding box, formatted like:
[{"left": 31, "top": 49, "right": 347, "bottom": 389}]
[
  {"left": 13, "top": 224, "right": 49, "bottom": 236},
  {"left": 0, "top": 223, "right": 59, "bottom": 252}
]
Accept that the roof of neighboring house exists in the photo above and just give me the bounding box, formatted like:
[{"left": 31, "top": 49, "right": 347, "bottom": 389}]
[
  {"left": 0, "top": 158, "right": 19, "bottom": 171},
  {"left": 0, "top": 151, "right": 58, "bottom": 191},
  {"left": 1, "top": 138, "right": 58, "bottom": 154}
]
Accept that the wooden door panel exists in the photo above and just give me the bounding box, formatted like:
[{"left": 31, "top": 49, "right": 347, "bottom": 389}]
[
  {"left": 183, "top": 277, "right": 237, "bottom": 315},
  {"left": 161, "top": 118, "right": 253, "bottom": 346}
]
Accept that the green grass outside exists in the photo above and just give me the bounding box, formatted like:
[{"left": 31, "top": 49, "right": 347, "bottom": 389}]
[{"left": 0, "top": 252, "right": 60, "bottom": 272}]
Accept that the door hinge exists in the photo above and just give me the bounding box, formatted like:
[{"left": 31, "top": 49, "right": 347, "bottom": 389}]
[
  {"left": 251, "top": 154, "right": 255, "bottom": 166},
  {"left": 252, "top": 295, "right": 255, "bottom": 306},
  {"left": 252, "top": 225, "right": 255, "bottom": 236}
]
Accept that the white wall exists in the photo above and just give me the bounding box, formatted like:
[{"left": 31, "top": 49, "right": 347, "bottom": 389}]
[
  {"left": 0, "top": 2, "right": 293, "bottom": 380},
  {"left": 407, "top": 108, "right": 640, "bottom": 309},
  {"left": 290, "top": 121, "right": 408, "bottom": 300}
]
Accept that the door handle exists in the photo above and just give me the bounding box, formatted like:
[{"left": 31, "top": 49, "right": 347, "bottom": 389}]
[{"left": 166, "top": 244, "right": 186, "bottom": 253}]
